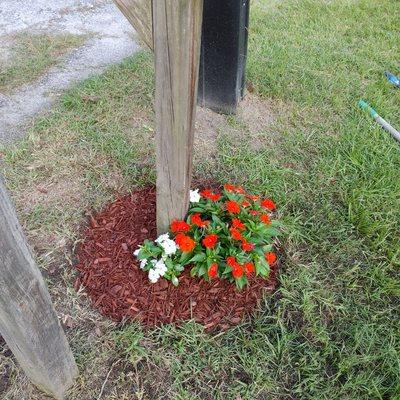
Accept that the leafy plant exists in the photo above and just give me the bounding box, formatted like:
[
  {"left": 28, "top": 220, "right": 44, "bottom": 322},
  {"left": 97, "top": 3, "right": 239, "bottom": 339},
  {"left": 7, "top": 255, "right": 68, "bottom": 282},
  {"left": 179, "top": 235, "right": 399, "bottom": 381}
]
[{"left": 134, "top": 184, "right": 281, "bottom": 289}]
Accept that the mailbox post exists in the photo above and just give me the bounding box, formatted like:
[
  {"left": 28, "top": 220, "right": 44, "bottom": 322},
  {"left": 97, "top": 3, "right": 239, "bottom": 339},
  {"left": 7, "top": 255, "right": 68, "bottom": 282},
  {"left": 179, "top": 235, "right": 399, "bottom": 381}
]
[{"left": 198, "top": 0, "right": 250, "bottom": 114}]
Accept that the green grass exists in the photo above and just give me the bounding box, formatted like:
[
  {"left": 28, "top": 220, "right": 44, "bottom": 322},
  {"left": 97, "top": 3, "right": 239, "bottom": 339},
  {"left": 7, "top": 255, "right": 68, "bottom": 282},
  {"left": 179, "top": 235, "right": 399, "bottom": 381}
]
[
  {"left": 0, "top": 32, "right": 85, "bottom": 92},
  {"left": 1, "top": 0, "right": 400, "bottom": 399}
]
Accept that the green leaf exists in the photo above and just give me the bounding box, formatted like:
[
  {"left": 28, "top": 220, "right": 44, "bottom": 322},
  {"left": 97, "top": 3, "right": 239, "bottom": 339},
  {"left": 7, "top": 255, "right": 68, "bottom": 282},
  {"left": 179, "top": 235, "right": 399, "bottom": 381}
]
[
  {"left": 262, "top": 244, "right": 273, "bottom": 252},
  {"left": 262, "top": 226, "right": 280, "bottom": 237},
  {"left": 189, "top": 253, "right": 207, "bottom": 263},
  {"left": 197, "top": 264, "right": 207, "bottom": 277},
  {"left": 188, "top": 206, "right": 205, "bottom": 213},
  {"left": 235, "top": 276, "right": 248, "bottom": 290},
  {"left": 174, "top": 264, "right": 184, "bottom": 272},
  {"left": 254, "top": 247, "right": 265, "bottom": 258},
  {"left": 255, "top": 256, "right": 270, "bottom": 277},
  {"left": 153, "top": 247, "right": 163, "bottom": 256},
  {"left": 211, "top": 214, "right": 224, "bottom": 226},
  {"left": 179, "top": 251, "right": 192, "bottom": 265},
  {"left": 223, "top": 264, "right": 232, "bottom": 274},
  {"left": 137, "top": 250, "right": 151, "bottom": 260}
]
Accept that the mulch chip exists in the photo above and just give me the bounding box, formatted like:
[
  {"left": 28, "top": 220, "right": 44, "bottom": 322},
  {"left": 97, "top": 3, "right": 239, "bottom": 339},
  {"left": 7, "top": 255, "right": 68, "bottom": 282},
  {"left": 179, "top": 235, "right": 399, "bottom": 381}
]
[{"left": 75, "top": 186, "right": 280, "bottom": 331}]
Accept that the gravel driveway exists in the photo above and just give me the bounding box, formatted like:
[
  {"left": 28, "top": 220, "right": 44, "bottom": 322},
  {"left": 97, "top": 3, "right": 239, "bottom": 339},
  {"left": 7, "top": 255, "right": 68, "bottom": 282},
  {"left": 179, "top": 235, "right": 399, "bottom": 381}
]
[{"left": 0, "top": 0, "right": 140, "bottom": 144}]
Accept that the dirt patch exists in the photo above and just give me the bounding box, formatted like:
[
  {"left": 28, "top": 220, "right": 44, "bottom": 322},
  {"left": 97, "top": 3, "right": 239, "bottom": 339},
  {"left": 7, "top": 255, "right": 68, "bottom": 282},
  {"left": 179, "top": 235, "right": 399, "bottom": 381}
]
[
  {"left": 75, "top": 186, "right": 279, "bottom": 332},
  {"left": 237, "top": 93, "right": 276, "bottom": 134},
  {"left": 194, "top": 94, "right": 280, "bottom": 161},
  {"left": 17, "top": 175, "right": 85, "bottom": 212},
  {"left": 193, "top": 106, "right": 227, "bottom": 171},
  {"left": 195, "top": 106, "right": 227, "bottom": 142}
]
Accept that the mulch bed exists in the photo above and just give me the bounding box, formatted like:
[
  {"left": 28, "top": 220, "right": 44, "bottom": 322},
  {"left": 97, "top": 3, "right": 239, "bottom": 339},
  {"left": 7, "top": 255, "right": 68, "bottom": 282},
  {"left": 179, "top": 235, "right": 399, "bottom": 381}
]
[{"left": 74, "top": 186, "right": 280, "bottom": 331}]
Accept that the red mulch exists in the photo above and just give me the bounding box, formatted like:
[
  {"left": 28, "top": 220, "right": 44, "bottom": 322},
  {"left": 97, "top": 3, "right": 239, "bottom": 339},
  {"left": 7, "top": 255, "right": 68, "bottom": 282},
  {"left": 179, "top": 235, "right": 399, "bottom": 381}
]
[{"left": 74, "top": 186, "right": 279, "bottom": 331}]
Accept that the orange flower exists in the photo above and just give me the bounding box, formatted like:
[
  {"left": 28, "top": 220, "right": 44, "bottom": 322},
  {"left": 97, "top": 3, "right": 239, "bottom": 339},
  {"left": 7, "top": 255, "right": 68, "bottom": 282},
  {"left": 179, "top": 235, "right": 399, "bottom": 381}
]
[
  {"left": 249, "top": 210, "right": 258, "bottom": 216},
  {"left": 208, "top": 262, "right": 218, "bottom": 279},
  {"left": 261, "top": 198, "right": 276, "bottom": 210},
  {"left": 230, "top": 228, "right": 242, "bottom": 241},
  {"left": 232, "top": 218, "right": 245, "bottom": 230},
  {"left": 191, "top": 213, "right": 210, "bottom": 227},
  {"left": 247, "top": 194, "right": 260, "bottom": 201},
  {"left": 175, "top": 233, "right": 185, "bottom": 244},
  {"left": 226, "top": 256, "right": 244, "bottom": 277},
  {"left": 241, "top": 241, "right": 255, "bottom": 252},
  {"left": 232, "top": 264, "right": 244, "bottom": 278},
  {"left": 226, "top": 200, "right": 240, "bottom": 214},
  {"left": 170, "top": 220, "right": 190, "bottom": 233},
  {"left": 242, "top": 200, "right": 251, "bottom": 208},
  {"left": 224, "top": 184, "right": 236, "bottom": 192},
  {"left": 244, "top": 262, "right": 255, "bottom": 275},
  {"left": 224, "top": 183, "right": 245, "bottom": 194},
  {"left": 200, "top": 189, "right": 221, "bottom": 201},
  {"left": 260, "top": 214, "right": 271, "bottom": 224},
  {"left": 265, "top": 252, "right": 277, "bottom": 265},
  {"left": 175, "top": 234, "right": 195, "bottom": 252},
  {"left": 226, "top": 256, "right": 237, "bottom": 266},
  {"left": 202, "top": 234, "right": 218, "bottom": 249}
]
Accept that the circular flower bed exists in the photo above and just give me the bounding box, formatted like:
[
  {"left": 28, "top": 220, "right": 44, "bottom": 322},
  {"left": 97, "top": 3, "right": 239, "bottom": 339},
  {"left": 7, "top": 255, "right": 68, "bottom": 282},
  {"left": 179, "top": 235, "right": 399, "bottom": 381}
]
[
  {"left": 134, "top": 184, "right": 281, "bottom": 290},
  {"left": 75, "top": 185, "right": 281, "bottom": 331}
]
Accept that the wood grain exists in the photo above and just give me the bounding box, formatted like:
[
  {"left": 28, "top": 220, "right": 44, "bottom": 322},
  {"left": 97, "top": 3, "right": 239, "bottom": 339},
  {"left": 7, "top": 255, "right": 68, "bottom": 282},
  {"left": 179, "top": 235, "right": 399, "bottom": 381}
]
[
  {"left": 153, "top": 0, "right": 203, "bottom": 233},
  {"left": 0, "top": 178, "right": 78, "bottom": 399},
  {"left": 113, "top": 0, "right": 153, "bottom": 49}
]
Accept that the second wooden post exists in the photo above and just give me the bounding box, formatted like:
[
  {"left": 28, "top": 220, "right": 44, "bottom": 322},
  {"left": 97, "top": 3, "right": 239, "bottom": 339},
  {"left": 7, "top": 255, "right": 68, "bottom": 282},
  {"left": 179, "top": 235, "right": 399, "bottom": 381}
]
[
  {"left": 153, "top": 0, "right": 203, "bottom": 234},
  {"left": 0, "top": 178, "right": 78, "bottom": 399}
]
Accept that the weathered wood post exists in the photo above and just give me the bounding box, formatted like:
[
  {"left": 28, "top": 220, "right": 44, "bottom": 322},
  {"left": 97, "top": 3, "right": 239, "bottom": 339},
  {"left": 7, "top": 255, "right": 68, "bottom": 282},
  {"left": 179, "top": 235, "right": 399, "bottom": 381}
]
[
  {"left": 0, "top": 178, "right": 78, "bottom": 399},
  {"left": 113, "top": 0, "right": 153, "bottom": 49},
  {"left": 153, "top": 0, "right": 203, "bottom": 233}
]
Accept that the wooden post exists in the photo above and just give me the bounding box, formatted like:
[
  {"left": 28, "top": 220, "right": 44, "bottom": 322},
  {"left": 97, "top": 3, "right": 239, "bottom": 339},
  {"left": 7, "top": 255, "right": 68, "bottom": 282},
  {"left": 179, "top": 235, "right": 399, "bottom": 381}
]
[
  {"left": 0, "top": 178, "right": 78, "bottom": 400},
  {"left": 113, "top": 0, "right": 153, "bottom": 49},
  {"left": 153, "top": 0, "right": 203, "bottom": 233}
]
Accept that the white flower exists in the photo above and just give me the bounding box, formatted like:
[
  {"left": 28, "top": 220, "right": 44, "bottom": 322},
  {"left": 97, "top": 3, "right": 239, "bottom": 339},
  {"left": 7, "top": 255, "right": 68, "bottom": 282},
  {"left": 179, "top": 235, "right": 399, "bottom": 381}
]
[
  {"left": 154, "top": 259, "right": 165, "bottom": 269},
  {"left": 158, "top": 265, "right": 168, "bottom": 277},
  {"left": 133, "top": 248, "right": 141, "bottom": 257},
  {"left": 159, "top": 238, "right": 177, "bottom": 256},
  {"left": 155, "top": 233, "right": 177, "bottom": 256},
  {"left": 148, "top": 268, "right": 160, "bottom": 283},
  {"left": 190, "top": 189, "right": 201, "bottom": 203},
  {"left": 155, "top": 233, "right": 170, "bottom": 244},
  {"left": 140, "top": 259, "right": 147, "bottom": 269},
  {"left": 154, "top": 259, "right": 168, "bottom": 276}
]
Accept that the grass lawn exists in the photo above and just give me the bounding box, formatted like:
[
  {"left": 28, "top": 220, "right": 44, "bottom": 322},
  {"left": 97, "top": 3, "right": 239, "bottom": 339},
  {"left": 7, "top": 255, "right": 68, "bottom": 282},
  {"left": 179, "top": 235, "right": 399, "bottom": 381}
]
[
  {"left": 0, "top": 33, "right": 85, "bottom": 93},
  {"left": 1, "top": 0, "right": 400, "bottom": 399}
]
